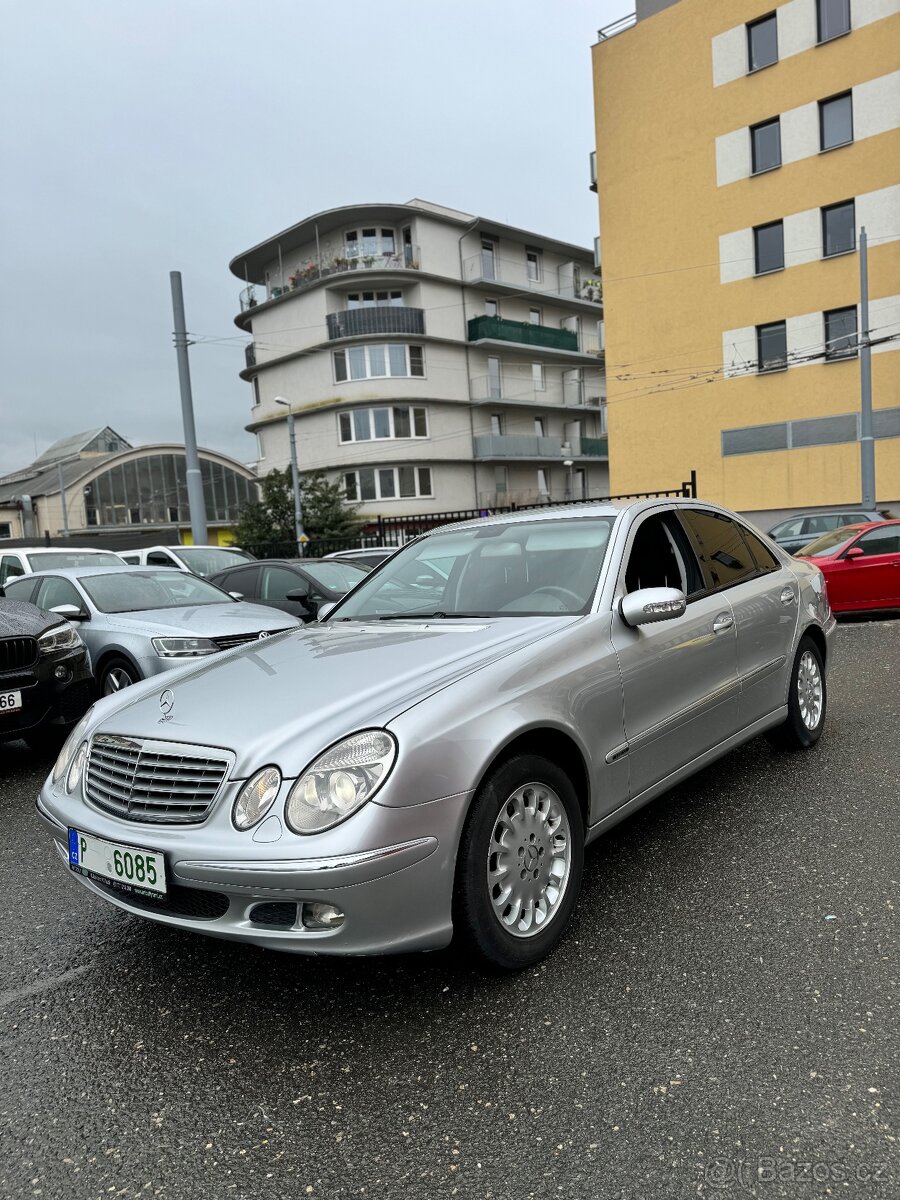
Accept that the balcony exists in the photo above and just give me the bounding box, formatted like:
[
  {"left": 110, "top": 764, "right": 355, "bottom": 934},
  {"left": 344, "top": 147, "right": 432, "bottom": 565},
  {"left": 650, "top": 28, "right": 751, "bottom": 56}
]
[
  {"left": 239, "top": 246, "right": 422, "bottom": 311},
  {"left": 463, "top": 256, "right": 602, "bottom": 305},
  {"left": 470, "top": 373, "right": 605, "bottom": 412},
  {"left": 473, "top": 435, "right": 608, "bottom": 461},
  {"left": 327, "top": 307, "right": 425, "bottom": 340},
  {"left": 468, "top": 315, "right": 603, "bottom": 358}
]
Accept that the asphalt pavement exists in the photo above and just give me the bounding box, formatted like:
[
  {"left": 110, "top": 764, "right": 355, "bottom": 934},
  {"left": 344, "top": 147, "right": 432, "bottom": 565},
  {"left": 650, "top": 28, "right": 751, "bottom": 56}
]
[{"left": 1, "top": 620, "right": 898, "bottom": 1200}]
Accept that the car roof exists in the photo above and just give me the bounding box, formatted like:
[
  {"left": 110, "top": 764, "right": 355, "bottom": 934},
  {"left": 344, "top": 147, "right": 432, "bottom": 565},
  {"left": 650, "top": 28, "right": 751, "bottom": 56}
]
[
  {"left": 430, "top": 497, "right": 715, "bottom": 536},
  {"left": 17, "top": 565, "right": 192, "bottom": 580},
  {"left": 19, "top": 546, "right": 123, "bottom": 555}
]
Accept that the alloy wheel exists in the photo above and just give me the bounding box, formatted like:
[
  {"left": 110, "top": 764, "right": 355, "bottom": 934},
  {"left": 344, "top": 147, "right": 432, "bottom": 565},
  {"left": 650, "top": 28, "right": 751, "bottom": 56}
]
[
  {"left": 103, "top": 667, "right": 134, "bottom": 695},
  {"left": 797, "top": 650, "right": 823, "bottom": 730}
]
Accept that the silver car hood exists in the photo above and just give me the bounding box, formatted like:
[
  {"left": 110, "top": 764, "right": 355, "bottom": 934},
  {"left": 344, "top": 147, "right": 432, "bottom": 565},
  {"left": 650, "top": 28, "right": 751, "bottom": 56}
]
[
  {"left": 93, "top": 617, "right": 576, "bottom": 777},
  {"left": 102, "top": 602, "right": 298, "bottom": 637}
]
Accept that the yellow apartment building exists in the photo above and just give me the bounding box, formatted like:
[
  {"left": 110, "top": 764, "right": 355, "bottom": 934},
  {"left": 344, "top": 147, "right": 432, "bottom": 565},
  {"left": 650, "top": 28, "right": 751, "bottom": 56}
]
[{"left": 591, "top": 0, "right": 900, "bottom": 520}]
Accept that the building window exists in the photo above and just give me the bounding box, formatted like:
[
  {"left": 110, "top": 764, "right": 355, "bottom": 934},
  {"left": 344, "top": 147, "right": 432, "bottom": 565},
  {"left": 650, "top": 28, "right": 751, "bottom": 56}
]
[
  {"left": 333, "top": 344, "right": 425, "bottom": 382},
  {"left": 338, "top": 405, "right": 428, "bottom": 443},
  {"left": 487, "top": 356, "right": 502, "bottom": 399},
  {"left": 820, "top": 92, "right": 853, "bottom": 151},
  {"left": 347, "top": 291, "right": 403, "bottom": 308},
  {"left": 532, "top": 363, "right": 545, "bottom": 391},
  {"left": 345, "top": 228, "right": 396, "bottom": 258},
  {"left": 534, "top": 417, "right": 545, "bottom": 437},
  {"left": 0, "top": 522, "right": 12, "bottom": 539},
  {"left": 825, "top": 307, "right": 858, "bottom": 360},
  {"left": 747, "top": 12, "right": 778, "bottom": 71},
  {"left": 343, "top": 466, "right": 433, "bottom": 502},
  {"left": 84, "top": 510, "right": 97, "bottom": 527},
  {"left": 252, "top": 377, "right": 261, "bottom": 407},
  {"left": 754, "top": 220, "right": 784, "bottom": 274},
  {"left": 494, "top": 466, "right": 508, "bottom": 494},
  {"left": 490, "top": 413, "right": 503, "bottom": 436},
  {"left": 526, "top": 249, "right": 542, "bottom": 282},
  {"left": 485, "top": 299, "right": 499, "bottom": 317},
  {"left": 255, "top": 432, "right": 265, "bottom": 460},
  {"left": 537, "top": 468, "right": 550, "bottom": 495},
  {"left": 817, "top": 0, "right": 850, "bottom": 43},
  {"left": 481, "top": 237, "right": 497, "bottom": 281},
  {"left": 529, "top": 307, "right": 542, "bottom": 325},
  {"left": 822, "top": 200, "right": 855, "bottom": 257},
  {"left": 757, "top": 320, "right": 787, "bottom": 372},
  {"left": 751, "top": 117, "right": 781, "bottom": 173},
  {"left": 129, "top": 508, "right": 141, "bottom": 524}
]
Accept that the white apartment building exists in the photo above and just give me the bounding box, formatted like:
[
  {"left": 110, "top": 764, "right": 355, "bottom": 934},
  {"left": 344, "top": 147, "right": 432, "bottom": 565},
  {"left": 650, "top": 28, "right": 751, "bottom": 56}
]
[{"left": 230, "top": 199, "right": 607, "bottom": 515}]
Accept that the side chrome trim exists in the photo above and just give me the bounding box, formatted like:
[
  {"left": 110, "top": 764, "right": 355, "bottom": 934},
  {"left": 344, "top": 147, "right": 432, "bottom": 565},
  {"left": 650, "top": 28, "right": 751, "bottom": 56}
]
[
  {"left": 628, "top": 678, "right": 739, "bottom": 752},
  {"left": 605, "top": 742, "right": 630, "bottom": 765},
  {"left": 740, "top": 655, "right": 787, "bottom": 687}
]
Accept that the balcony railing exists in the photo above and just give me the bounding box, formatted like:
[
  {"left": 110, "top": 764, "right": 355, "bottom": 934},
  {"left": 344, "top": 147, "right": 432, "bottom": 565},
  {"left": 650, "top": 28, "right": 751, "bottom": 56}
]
[
  {"left": 463, "top": 256, "right": 602, "bottom": 304},
  {"left": 244, "top": 343, "right": 257, "bottom": 368},
  {"left": 327, "top": 307, "right": 425, "bottom": 340},
  {"left": 239, "top": 246, "right": 422, "bottom": 311},
  {"left": 473, "top": 435, "right": 608, "bottom": 460},
  {"left": 470, "top": 373, "right": 605, "bottom": 411},
  {"left": 468, "top": 316, "right": 580, "bottom": 352}
]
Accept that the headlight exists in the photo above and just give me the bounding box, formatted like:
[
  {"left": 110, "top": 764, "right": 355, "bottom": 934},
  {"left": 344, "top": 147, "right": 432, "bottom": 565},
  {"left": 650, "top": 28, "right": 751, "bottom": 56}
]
[
  {"left": 51, "top": 715, "right": 90, "bottom": 786},
  {"left": 38, "top": 624, "right": 82, "bottom": 655},
  {"left": 152, "top": 636, "right": 219, "bottom": 657},
  {"left": 285, "top": 730, "right": 397, "bottom": 835},
  {"left": 66, "top": 741, "right": 88, "bottom": 795},
  {"left": 233, "top": 766, "right": 282, "bottom": 830}
]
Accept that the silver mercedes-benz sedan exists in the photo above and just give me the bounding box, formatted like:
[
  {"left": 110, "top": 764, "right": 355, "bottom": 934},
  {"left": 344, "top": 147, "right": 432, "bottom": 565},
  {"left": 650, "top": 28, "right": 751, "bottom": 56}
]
[
  {"left": 5, "top": 567, "right": 301, "bottom": 695},
  {"left": 36, "top": 500, "right": 835, "bottom": 970}
]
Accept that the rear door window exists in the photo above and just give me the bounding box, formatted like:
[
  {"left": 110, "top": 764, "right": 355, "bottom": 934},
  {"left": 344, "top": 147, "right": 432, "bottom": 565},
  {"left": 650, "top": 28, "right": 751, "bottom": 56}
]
[
  {"left": 678, "top": 510, "right": 757, "bottom": 591},
  {"left": 2, "top": 575, "right": 39, "bottom": 603},
  {"left": 739, "top": 526, "right": 781, "bottom": 573}
]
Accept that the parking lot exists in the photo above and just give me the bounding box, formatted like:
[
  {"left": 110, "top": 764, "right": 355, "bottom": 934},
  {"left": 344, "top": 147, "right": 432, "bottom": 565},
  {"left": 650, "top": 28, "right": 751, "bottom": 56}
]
[{"left": 1, "top": 619, "right": 897, "bottom": 1200}]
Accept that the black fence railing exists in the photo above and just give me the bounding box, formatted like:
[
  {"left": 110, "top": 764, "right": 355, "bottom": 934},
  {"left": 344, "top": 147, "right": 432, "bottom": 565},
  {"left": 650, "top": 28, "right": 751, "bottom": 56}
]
[
  {"left": 239, "top": 472, "right": 698, "bottom": 560},
  {"left": 326, "top": 307, "right": 425, "bottom": 341}
]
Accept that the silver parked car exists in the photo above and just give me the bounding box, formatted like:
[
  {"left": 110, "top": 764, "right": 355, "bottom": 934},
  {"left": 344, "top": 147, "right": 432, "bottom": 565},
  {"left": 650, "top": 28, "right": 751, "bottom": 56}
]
[
  {"left": 36, "top": 501, "right": 835, "bottom": 970},
  {"left": 5, "top": 567, "right": 301, "bottom": 695}
]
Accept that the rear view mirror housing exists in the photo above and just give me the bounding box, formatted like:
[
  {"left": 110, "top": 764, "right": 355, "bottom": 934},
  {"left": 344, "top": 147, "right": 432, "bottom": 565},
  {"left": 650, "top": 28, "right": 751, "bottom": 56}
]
[
  {"left": 50, "top": 603, "right": 89, "bottom": 621},
  {"left": 844, "top": 546, "right": 865, "bottom": 560},
  {"left": 619, "top": 587, "right": 687, "bottom": 628}
]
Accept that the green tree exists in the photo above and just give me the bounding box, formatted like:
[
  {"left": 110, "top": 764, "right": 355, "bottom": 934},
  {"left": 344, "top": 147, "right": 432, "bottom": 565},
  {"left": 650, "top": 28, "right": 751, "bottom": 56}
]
[
  {"left": 233, "top": 467, "right": 359, "bottom": 549},
  {"left": 300, "top": 470, "right": 360, "bottom": 539}
]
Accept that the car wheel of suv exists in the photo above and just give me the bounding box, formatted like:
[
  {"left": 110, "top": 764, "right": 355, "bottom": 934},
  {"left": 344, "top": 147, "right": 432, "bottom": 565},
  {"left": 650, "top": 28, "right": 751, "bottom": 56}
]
[
  {"left": 767, "top": 636, "right": 827, "bottom": 751},
  {"left": 453, "top": 754, "right": 584, "bottom": 971},
  {"left": 100, "top": 657, "right": 140, "bottom": 695}
]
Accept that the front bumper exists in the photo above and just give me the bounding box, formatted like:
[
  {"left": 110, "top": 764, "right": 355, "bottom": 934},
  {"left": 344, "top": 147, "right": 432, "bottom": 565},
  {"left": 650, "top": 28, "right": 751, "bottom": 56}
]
[
  {"left": 36, "top": 778, "right": 472, "bottom": 955},
  {"left": 0, "top": 647, "right": 94, "bottom": 741}
]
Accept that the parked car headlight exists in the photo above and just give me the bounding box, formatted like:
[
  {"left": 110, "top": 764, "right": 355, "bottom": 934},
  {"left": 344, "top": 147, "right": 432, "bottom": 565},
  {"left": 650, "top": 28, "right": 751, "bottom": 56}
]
[
  {"left": 51, "top": 716, "right": 90, "bottom": 786},
  {"left": 233, "top": 766, "right": 282, "bottom": 830},
  {"left": 152, "top": 636, "right": 219, "bottom": 657},
  {"left": 38, "top": 624, "right": 82, "bottom": 654},
  {"left": 66, "top": 741, "right": 88, "bottom": 794},
  {"left": 285, "top": 730, "right": 397, "bottom": 834}
]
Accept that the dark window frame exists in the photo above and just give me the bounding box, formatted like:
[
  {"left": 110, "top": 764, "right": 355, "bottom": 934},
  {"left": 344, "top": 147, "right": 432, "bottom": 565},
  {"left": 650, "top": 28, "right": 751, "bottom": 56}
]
[
  {"left": 756, "top": 320, "right": 788, "bottom": 373},
  {"left": 677, "top": 510, "right": 767, "bottom": 597},
  {"left": 819, "top": 91, "right": 854, "bottom": 152},
  {"left": 817, "top": 0, "right": 851, "bottom": 44},
  {"left": 824, "top": 306, "right": 858, "bottom": 361},
  {"left": 753, "top": 220, "right": 785, "bottom": 274},
  {"left": 822, "top": 199, "right": 856, "bottom": 258},
  {"left": 747, "top": 12, "right": 779, "bottom": 72},
  {"left": 750, "top": 117, "right": 782, "bottom": 174}
]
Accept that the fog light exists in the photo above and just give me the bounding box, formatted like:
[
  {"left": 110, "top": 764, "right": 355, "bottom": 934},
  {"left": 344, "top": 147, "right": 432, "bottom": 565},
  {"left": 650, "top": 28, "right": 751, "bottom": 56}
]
[
  {"left": 54, "top": 665, "right": 71, "bottom": 681},
  {"left": 301, "top": 902, "right": 345, "bottom": 930}
]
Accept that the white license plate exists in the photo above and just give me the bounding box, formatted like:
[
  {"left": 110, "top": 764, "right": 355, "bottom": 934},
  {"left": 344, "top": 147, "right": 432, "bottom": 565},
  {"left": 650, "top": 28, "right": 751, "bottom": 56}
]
[
  {"left": 68, "top": 828, "right": 167, "bottom": 898},
  {"left": 0, "top": 690, "right": 22, "bottom": 714}
]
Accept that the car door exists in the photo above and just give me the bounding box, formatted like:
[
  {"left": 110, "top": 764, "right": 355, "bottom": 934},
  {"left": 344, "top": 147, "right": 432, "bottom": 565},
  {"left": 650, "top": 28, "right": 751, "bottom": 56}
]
[
  {"left": 837, "top": 526, "right": 900, "bottom": 608},
  {"left": 609, "top": 509, "right": 740, "bottom": 799},
  {"left": 217, "top": 565, "right": 259, "bottom": 600},
  {"left": 257, "top": 565, "right": 313, "bottom": 619},
  {"left": 679, "top": 509, "right": 797, "bottom": 729}
]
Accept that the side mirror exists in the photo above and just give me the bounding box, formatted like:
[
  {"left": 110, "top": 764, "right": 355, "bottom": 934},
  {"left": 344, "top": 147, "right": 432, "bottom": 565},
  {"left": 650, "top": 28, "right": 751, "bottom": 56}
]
[
  {"left": 316, "top": 601, "right": 336, "bottom": 622},
  {"left": 285, "top": 589, "right": 310, "bottom": 603},
  {"left": 619, "top": 587, "right": 686, "bottom": 628},
  {"left": 844, "top": 546, "right": 865, "bottom": 560},
  {"left": 229, "top": 591, "right": 244, "bottom": 600},
  {"left": 50, "top": 603, "right": 89, "bottom": 621}
]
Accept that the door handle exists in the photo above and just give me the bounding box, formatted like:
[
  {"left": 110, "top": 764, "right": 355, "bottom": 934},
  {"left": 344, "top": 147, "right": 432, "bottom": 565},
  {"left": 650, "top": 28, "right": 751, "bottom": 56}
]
[
  {"left": 712, "top": 612, "right": 733, "bottom": 633},
  {"left": 780, "top": 586, "right": 796, "bottom": 604}
]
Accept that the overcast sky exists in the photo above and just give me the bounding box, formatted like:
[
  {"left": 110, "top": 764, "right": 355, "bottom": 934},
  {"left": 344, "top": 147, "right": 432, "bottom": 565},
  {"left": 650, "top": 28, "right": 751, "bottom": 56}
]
[{"left": 0, "top": 0, "right": 631, "bottom": 477}]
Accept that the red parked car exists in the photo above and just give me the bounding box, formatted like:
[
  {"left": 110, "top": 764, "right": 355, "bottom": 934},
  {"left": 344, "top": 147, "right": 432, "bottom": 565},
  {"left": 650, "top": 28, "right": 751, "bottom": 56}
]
[{"left": 796, "top": 519, "right": 900, "bottom": 614}]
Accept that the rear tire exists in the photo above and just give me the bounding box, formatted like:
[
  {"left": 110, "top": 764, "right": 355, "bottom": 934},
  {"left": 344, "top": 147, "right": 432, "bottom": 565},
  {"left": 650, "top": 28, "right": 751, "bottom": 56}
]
[
  {"left": 99, "top": 657, "right": 140, "bottom": 696},
  {"left": 453, "top": 754, "right": 584, "bottom": 971},
  {"left": 766, "top": 636, "right": 826, "bottom": 751}
]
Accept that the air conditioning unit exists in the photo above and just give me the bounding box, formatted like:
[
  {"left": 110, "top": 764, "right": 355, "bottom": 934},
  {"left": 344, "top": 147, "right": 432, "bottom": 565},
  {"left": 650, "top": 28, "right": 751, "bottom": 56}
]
[{"left": 586, "top": 395, "right": 601, "bottom": 407}]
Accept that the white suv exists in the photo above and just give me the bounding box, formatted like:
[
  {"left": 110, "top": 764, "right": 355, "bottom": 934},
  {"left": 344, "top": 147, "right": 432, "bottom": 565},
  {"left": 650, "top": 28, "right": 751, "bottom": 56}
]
[
  {"left": 0, "top": 546, "right": 125, "bottom": 586},
  {"left": 119, "top": 544, "right": 254, "bottom": 578}
]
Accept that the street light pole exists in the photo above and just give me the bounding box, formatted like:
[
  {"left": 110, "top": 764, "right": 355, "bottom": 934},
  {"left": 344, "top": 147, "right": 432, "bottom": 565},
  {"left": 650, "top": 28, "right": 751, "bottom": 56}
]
[
  {"left": 858, "top": 227, "right": 876, "bottom": 510},
  {"left": 274, "top": 396, "right": 305, "bottom": 557},
  {"left": 169, "top": 270, "right": 208, "bottom": 546}
]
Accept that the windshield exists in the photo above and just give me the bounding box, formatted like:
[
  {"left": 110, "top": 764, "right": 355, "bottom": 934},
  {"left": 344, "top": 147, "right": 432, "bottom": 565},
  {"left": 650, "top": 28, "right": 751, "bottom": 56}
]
[
  {"left": 302, "top": 560, "right": 368, "bottom": 593},
  {"left": 175, "top": 547, "right": 254, "bottom": 576},
  {"left": 797, "top": 526, "right": 865, "bottom": 557},
  {"left": 331, "top": 517, "right": 615, "bottom": 619},
  {"left": 81, "top": 570, "right": 234, "bottom": 613},
  {"left": 28, "top": 551, "right": 123, "bottom": 570}
]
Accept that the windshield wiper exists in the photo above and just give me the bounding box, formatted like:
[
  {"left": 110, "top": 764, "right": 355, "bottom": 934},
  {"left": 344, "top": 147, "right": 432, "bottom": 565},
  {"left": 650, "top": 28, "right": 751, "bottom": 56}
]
[{"left": 374, "top": 611, "right": 490, "bottom": 621}]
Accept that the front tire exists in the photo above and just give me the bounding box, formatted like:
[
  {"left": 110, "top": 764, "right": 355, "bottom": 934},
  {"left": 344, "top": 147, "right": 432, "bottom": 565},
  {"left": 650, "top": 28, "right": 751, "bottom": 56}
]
[
  {"left": 453, "top": 754, "right": 584, "bottom": 970},
  {"left": 767, "top": 636, "right": 827, "bottom": 751},
  {"left": 99, "top": 657, "right": 140, "bottom": 696}
]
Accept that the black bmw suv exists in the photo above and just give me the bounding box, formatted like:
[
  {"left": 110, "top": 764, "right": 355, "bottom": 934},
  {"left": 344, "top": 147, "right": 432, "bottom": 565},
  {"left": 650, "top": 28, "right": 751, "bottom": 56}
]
[{"left": 0, "top": 593, "right": 95, "bottom": 752}]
